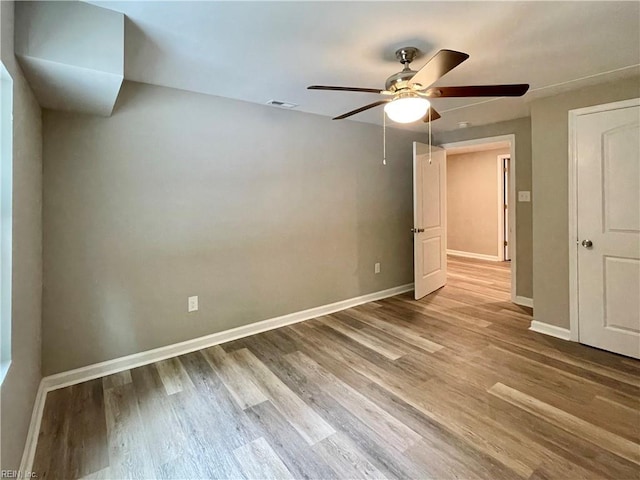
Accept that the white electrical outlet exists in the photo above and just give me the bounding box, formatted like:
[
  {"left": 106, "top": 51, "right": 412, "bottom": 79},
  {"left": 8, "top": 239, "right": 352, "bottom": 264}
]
[
  {"left": 374, "top": 262, "right": 381, "bottom": 274},
  {"left": 188, "top": 296, "right": 198, "bottom": 312}
]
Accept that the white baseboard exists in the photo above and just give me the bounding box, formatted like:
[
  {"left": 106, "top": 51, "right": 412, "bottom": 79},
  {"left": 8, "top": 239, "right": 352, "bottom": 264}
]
[
  {"left": 447, "top": 249, "right": 500, "bottom": 262},
  {"left": 19, "top": 282, "right": 414, "bottom": 474},
  {"left": 19, "top": 380, "right": 47, "bottom": 476},
  {"left": 514, "top": 296, "right": 534, "bottom": 308},
  {"left": 42, "top": 282, "right": 413, "bottom": 391},
  {"left": 529, "top": 320, "right": 572, "bottom": 341}
]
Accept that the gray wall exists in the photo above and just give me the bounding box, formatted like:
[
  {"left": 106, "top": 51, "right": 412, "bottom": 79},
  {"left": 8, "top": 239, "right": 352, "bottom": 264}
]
[
  {"left": 447, "top": 147, "right": 509, "bottom": 257},
  {"left": 42, "top": 81, "right": 422, "bottom": 374},
  {"left": 530, "top": 76, "right": 640, "bottom": 329},
  {"left": 435, "top": 117, "right": 533, "bottom": 299},
  {"left": 0, "top": 0, "right": 43, "bottom": 471}
]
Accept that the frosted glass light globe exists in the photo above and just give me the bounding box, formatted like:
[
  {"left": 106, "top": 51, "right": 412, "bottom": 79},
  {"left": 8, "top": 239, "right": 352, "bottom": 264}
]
[{"left": 384, "top": 97, "right": 431, "bottom": 123}]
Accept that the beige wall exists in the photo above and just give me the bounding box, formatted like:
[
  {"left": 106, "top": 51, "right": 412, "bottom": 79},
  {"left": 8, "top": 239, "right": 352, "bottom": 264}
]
[
  {"left": 0, "top": 0, "right": 43, "bottom": 471},
  {"left": 435, "top": 117, "right": 532, "bottom": 299},
  {"left": 447, "top": 148, "right": 509, "bottom": 257},
  {"left": 42, "top": 81, "right": 423, "bottom": 375},
  {"left": 531, "top": 76, "right": 640, "bottom": 329}
]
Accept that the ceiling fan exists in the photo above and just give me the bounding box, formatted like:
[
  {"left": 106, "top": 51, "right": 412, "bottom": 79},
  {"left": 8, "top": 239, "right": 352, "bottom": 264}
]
[{"left": 308, "top": 47, "right": 529, "bottom": 124}]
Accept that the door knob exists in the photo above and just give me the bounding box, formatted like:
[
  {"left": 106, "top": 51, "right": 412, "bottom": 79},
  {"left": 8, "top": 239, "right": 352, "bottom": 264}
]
[
  {"left": 581, "top": 239, "right": 593, "bottom": 248},
  {"left": 411, "top": 228, "right": 425, "bottom": 233}
]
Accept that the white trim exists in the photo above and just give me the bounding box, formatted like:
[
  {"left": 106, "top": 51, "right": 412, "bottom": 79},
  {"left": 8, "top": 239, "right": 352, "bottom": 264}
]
[
  {"left": 18, "top": 282, "right": 413, "bottom": 474},
  {"left": 568, "top": 104, "right": 580, "bottom": 341},
  {"left": 568, "top": 98, "right": 640, "bottom": 343},
  {"left": 447, "top": 249, "right": 500, "bottom": 262},
  {"left": 514, "top": 296, "right": 534, "bottom": 308},
  {"left": 440, "top": 134, "right": 517, "bottom": 304},
  {"left": 497, "top": 154, "right": 505, "bottom": 262},
  {"left": 1, "top": 64, "right": 14, "bottom": 387},
  {"left": 19, "top": 380, "right": 47, "bottom": 475},
  {"left": 529, "top": 320, "right": 571, "bottom": 341},
  {"left": 497, "top": 154, "right": 510, "bottom": 262},
  {"left": 568, "top": 97, "right": 640, "bottom": 117},
  {"left": 44, "top": 283, "right": 414, "bottom": 391}
]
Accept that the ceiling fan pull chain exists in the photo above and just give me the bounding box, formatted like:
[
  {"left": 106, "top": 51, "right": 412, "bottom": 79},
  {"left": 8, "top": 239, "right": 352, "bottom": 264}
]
[
  {"left": 383, "top": 111, "right": 387, "bottom": 165},
  {"left": 428, "top": 108, "right": 432, "bottom": 165}
]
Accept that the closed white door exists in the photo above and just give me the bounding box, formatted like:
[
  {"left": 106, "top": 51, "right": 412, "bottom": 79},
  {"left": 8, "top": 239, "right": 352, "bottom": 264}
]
[
  {"left": 575, "top": 102, "right": 640, "bottom": 358},
  {"left": 413, "top": 142, "right": 446, "bottom": 300}
]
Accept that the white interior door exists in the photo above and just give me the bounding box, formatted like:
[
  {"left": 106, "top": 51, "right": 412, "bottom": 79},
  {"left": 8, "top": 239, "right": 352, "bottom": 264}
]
[
  {"left": 575, "top": 102, "right": 640, "bottom": 359},
  {"left": 413, "top": 142, "right": 446, "bottom": 300}
]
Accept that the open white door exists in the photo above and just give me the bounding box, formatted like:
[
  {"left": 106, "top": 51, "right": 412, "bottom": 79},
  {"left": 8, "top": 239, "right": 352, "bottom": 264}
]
[{"left": 413, "top": 142, "right": 447, "bottom": 300}]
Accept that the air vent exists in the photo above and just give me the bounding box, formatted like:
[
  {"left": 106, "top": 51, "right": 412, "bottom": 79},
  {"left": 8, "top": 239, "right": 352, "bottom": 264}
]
[{"left": 266, "top": 100, "right": 298, "bottom": 109}]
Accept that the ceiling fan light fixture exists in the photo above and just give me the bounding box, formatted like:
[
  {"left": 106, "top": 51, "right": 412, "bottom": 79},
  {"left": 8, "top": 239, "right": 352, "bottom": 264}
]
[
  {"left": 384, "top": 96, "right": 431, "bottom": 123},
  {"left": 308, "top": 48, "right": 529, "bottom": 122}
]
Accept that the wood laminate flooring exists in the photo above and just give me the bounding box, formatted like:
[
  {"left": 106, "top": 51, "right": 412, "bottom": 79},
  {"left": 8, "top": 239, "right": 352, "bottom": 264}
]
[{"left": 32, "top": 257, "right": 640, "bottom": 479}]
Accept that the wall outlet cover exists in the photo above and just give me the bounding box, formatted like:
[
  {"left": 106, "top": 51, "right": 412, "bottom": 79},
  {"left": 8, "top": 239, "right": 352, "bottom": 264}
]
[
  {"left": 374, "top": 262, "right": 381, "bottom": 274},
  {"left": 518, "top": 191, "right": 531, "bottom": 202}
]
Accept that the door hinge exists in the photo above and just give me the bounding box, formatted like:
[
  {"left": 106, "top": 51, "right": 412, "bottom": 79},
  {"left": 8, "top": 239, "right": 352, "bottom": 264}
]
[
  {"left": 504, "top": 241, "right": 508, "bottom": 246},
  {"left": 504, "top": 204, "right": 507, "bottom": 210},
  {"left": 504, "top": 168, "right": 508, "bottom": 173}
]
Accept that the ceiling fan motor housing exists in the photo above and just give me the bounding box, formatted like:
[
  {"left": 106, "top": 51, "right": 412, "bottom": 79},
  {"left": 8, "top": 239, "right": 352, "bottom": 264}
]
[
  {"left": 385, "top": 68, "right": 418, "bottom": 92},
  {"left": 385, "top": 46, "right": 421, "bottom": 92}
]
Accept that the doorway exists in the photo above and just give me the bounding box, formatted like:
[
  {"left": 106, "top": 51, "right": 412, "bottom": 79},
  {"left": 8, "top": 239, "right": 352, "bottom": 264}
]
[{"left": 440, "top": 135, "right": 519, "bottom": 305}]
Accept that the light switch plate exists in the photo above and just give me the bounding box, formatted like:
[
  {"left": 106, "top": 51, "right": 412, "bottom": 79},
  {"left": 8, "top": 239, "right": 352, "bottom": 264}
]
[
  {"left": 188, "top": 296, "right": 198, "bottom": 312},
  {"left": 518, "top": 191, "right": 531, "bottom": 202}
]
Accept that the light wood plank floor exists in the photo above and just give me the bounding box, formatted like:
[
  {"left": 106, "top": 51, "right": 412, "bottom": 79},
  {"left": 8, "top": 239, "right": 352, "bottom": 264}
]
[{"left": 33, "top": 257, "right": 640, "bottom": 479}]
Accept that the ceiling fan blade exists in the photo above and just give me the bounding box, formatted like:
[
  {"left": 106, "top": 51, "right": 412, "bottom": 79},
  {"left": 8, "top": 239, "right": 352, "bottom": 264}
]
[
  {"left": 408, "top": 49, "right": 469, "bottom": 89},
  {"left": 426, "top": 84, "right": 530, "bottom": 97},
  {"left": 422, "top": 107, "right": 441, "bottom": 122},
  {"left": 308, "top": 85, "right": 383, "bottom": 94},
  {"left": 333, "top": 100, "right": 390, "bottom": 120}
]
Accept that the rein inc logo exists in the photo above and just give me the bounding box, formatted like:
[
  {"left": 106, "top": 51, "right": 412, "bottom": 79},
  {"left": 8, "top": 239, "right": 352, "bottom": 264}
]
[{"left": 1, "top": 471, "right": 37, "bottom": 478}]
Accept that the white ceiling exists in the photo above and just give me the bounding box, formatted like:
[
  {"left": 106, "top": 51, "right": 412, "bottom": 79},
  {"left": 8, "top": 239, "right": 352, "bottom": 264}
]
[{"left": 88, "top": 1, "right": 640, "bottom": 132}]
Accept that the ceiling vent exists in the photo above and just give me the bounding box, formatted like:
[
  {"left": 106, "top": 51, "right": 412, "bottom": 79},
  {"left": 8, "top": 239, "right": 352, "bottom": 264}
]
[{"left": 266, "top": 100, "right": 298, "bottom": 109}]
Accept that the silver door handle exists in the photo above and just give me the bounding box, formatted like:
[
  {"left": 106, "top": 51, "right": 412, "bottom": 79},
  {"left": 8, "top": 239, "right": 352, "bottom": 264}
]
[
  {"left": 411, "top": 228, "right": 425, "bottom": 233},
  {"left": 581, "top": 239, "right": 593, "bottom": 248}
]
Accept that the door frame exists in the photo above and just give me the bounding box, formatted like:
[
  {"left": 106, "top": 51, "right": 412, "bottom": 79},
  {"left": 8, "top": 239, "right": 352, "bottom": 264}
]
[
  {"left": 567, "top": 97, "right": 640, "bottom": 342},
  {"left": 440, "top": 134, "right": 518, "bottom": 305},
  {"left": 497, "top": 153, "right": 510, "bottom": 262}
]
